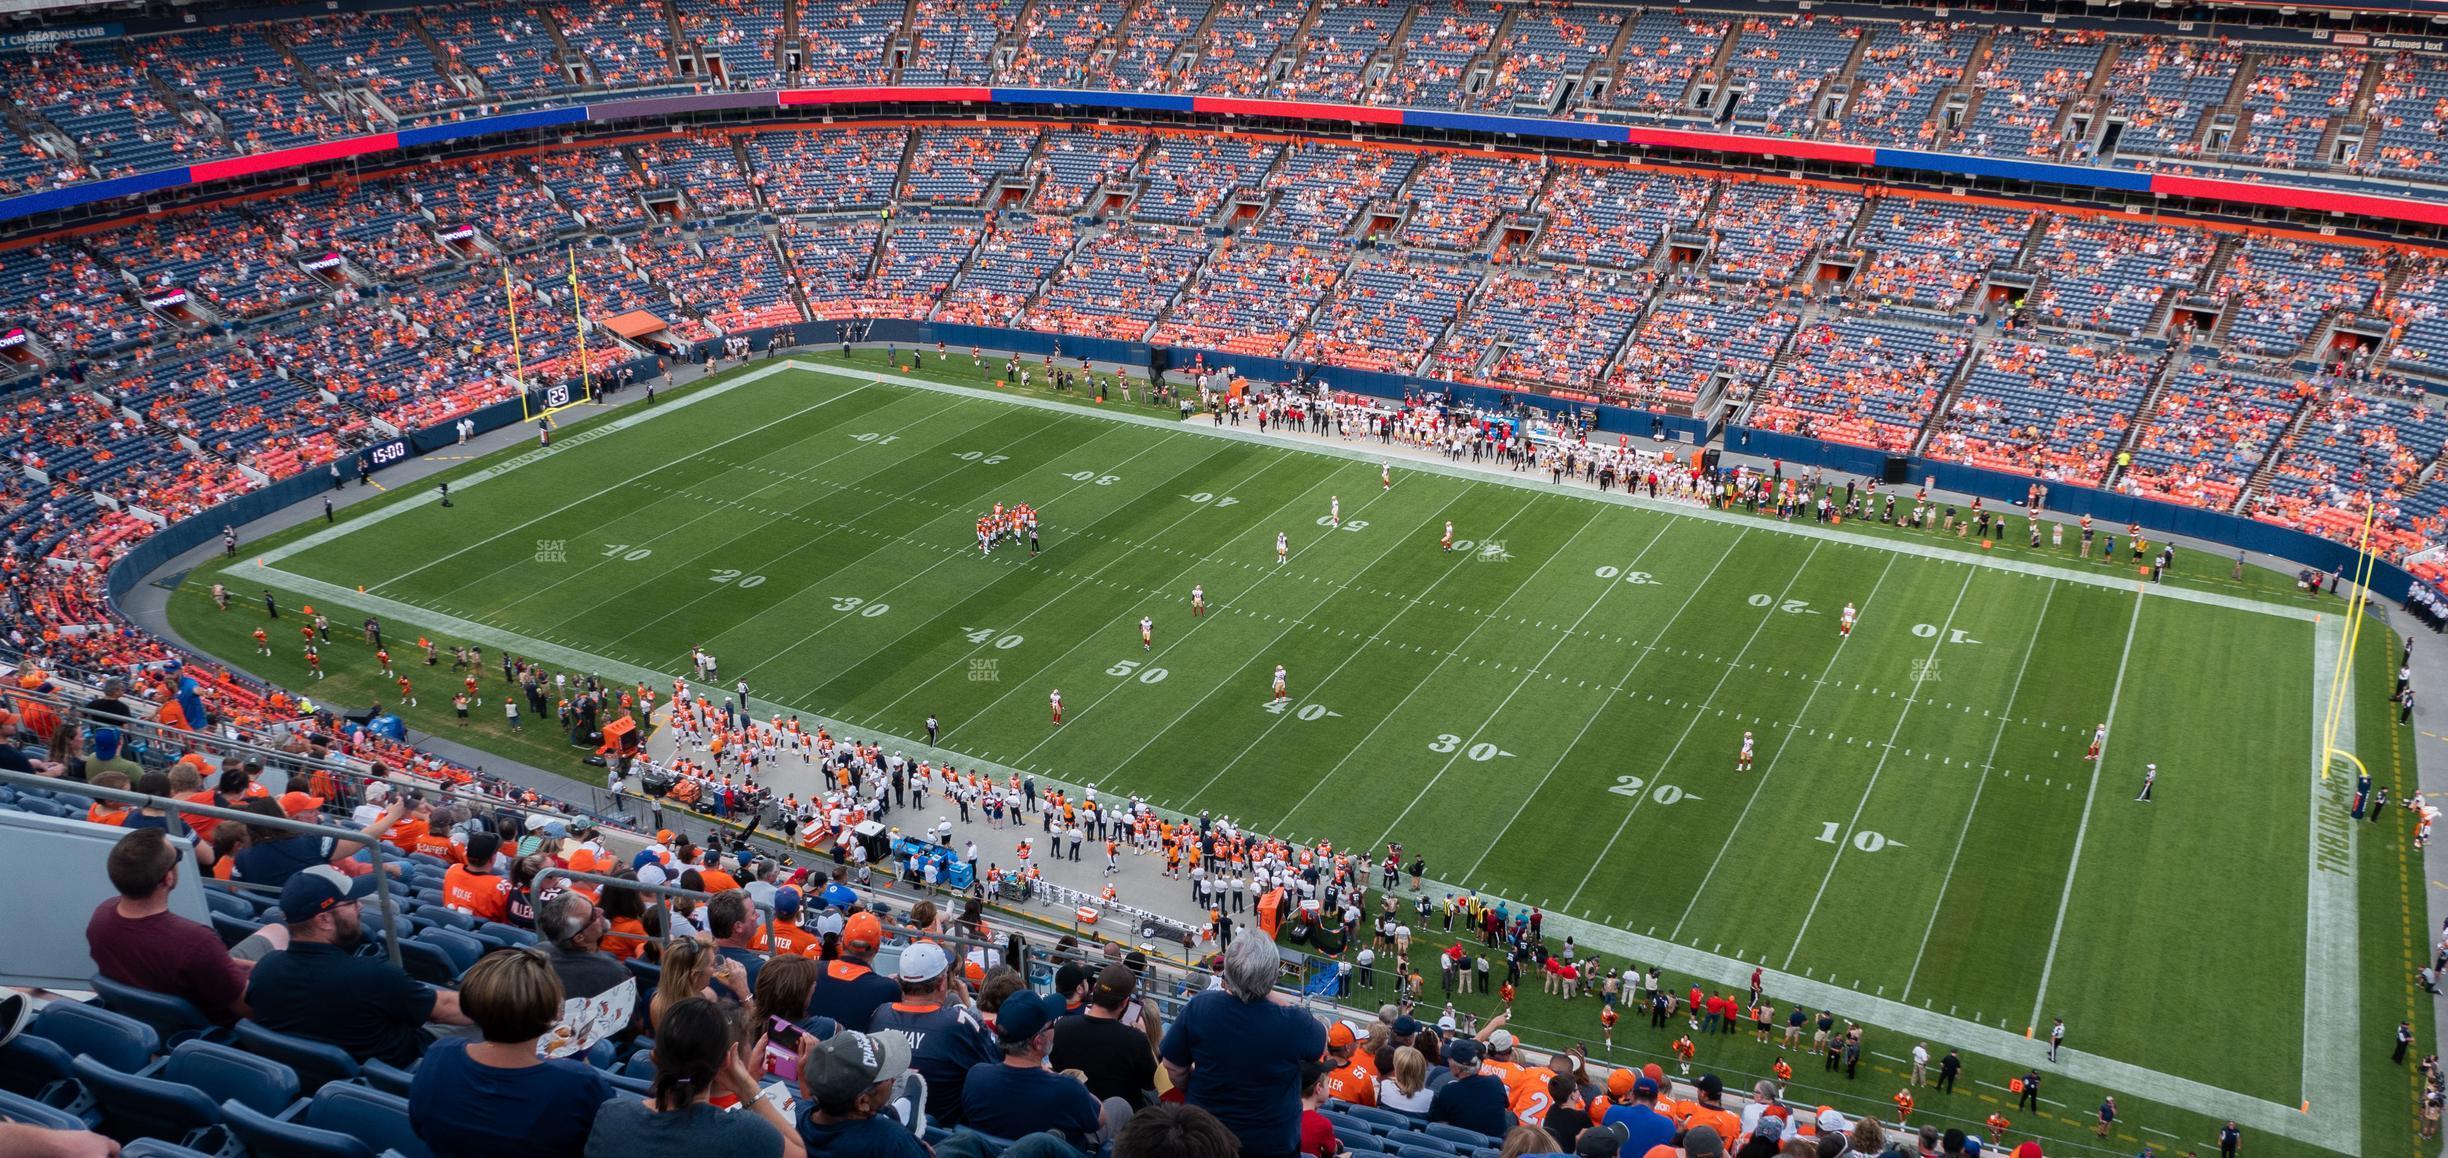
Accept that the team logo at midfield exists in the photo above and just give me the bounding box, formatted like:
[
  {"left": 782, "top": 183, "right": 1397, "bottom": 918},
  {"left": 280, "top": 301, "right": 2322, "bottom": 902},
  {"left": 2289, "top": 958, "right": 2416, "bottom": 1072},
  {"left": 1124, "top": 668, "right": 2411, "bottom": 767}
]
[
  {"left": 1475, "top": 540, "right": 1512, "bottom": 563},
  {"left": 533, "top": 539, "right": 567, "bottom": 563}
]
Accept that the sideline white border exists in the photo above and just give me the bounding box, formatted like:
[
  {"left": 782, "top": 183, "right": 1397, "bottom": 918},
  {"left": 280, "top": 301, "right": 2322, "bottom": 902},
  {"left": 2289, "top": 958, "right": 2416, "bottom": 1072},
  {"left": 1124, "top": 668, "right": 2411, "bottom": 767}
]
[{"left": 242, "top": 359, "right": 2361, "bottom": 1150}]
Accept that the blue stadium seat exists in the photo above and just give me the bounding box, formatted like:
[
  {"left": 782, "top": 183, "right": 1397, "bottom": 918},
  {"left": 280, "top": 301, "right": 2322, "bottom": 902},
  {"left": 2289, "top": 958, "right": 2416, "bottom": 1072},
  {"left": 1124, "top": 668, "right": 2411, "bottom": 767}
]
[
  {"left": 23, "top": 1001, "right": 160, "bottom": 1076},
  {"left": 477, "top": 922, "right": 536, "bottom": 947},
  {"left": 1347, "top": 1104, "right": 1414, "bottom": 1132},
  {"left": 393, "top": 938, "right": 459, "bottom": 987},
  {"left": 416, "top": 908, "right": 475, "bottom": 933},
  {"left": 301, "top": 1083, "right": 431, "bottom": 1158},
  {"left": 209, "top": 913, "right": 262, "bottom": 950},
  {"left": 220, "top": 1098, "right": 377, "bottom": 1158},
  {"left": 358, "top": 1058, "right": 414, "bottom": 1097},
  {"left": 0, "top": 1086, "right": 86, "bottom": 1129},
  {"left": 122, "top": 1141, "right": 223, "bottom": 1158},
  {"left": 14, "top": 796, "right": 68, "bottom": 818},
  {"left": 1396, "top": 1145, "right": 1458, "bottom": 1158},
  {"left": 1424, "top": 1122, "right": 1495, "bottom": 1148},
  {"left": 70, "top": 1048, "right": 276, "bottom": 1150},
  {"left": 413, "top": 927, "right": 483, "bottom": 975},
  {"left": 1340, "top": 1131, "right": 1391, "bottom": 1153},
  {"left": 231, "top": 1021, "right": 358, "bottom": 1095},
  {"left": 1320, "top": 1108, "right": 1379, "bottom": 1137},
  {"left": 203, "top": 889, "right": 255, "bottom": 920},
  {"left": 90, "top": 975, "right": 217, "bottom": 1045}
]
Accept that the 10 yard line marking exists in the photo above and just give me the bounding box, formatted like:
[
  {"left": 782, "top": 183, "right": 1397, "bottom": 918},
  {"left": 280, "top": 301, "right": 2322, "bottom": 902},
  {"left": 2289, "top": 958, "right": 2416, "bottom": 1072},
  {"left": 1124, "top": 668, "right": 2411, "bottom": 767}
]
[
  {"left": 1364, "top": 512, "right": 1659, "bottom": 848},
  {"left": 1562, "top": 540, "right": 1826, "bottom": 916},
  {"left": 1782, "top": 566, "right": 1977, "bottom": 967},
  {"left": 1902, "top": 579, "right": 2055, "bottom": 999},
  {"left": 1667, "top": 553, "right": 1900, "bottom": 940},
  {"left": 376, "top": 381, "right": 874, "bottom": 592},
  {"left": 1450, "top": 529, "right": 1741, "bottom": 885},
  {"left": 2029, "top": 587, "right": 2147, "bottom": 1027}
]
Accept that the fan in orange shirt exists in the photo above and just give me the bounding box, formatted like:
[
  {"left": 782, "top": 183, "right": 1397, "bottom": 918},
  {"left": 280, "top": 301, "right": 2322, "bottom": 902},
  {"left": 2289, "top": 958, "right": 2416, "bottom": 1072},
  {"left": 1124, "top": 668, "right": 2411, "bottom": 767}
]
[
  {"left": 1319, "top": 1021, "right": 1377, "bottom": 1106},
  {"left": 441, "top": 830, "right": 512, "bottom": 922}
]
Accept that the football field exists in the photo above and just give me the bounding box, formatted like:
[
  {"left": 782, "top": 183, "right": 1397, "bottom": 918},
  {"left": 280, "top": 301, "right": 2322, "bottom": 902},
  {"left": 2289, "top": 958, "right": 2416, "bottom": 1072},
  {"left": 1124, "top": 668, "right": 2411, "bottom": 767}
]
[{"left": 186, "top": 359, "right": 2393, "bottom": 1151}]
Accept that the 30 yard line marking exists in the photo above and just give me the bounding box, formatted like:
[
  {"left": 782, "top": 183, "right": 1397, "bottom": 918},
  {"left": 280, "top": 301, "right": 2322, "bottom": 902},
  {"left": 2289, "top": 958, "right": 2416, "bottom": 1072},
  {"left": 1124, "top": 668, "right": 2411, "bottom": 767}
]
[
  {"left": 1452, "top": 529, "right": 1743, "bottom": 885},
  {"left": 1783, "top": 566, "right": 1977, "bottom": 967},
  {"left": 1562, "top": 540, "right": 1826, "bottom": 916},
  {"left": 1903, "top": 579, "right": 2055, "bottom": 999},
  {"left": 2029, "top": 587, "right": 2146, "bottom": 1027},
  {"left": 1365, "top": 514, "right": 1665, "bottom": 848}
]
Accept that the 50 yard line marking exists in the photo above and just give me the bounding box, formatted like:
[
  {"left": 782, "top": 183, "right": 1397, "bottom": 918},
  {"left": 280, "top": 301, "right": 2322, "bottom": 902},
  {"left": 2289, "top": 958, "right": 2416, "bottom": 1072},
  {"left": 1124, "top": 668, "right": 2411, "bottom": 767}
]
[
  {"left": 976, "top": 454, "right": 1363, "bottom": 756},
  {"left": 1446, "top": 527, "right": 1737, "bottom": 885},
  {"left": 1902, "top": 579, "right": 2055, "bottom": 999},
  {"left": 2029, "top": 587, "right": 2147, "bottom": 1028},
  {"left": 1782, "top": 565, "right": 1977, "bottom": 967}
]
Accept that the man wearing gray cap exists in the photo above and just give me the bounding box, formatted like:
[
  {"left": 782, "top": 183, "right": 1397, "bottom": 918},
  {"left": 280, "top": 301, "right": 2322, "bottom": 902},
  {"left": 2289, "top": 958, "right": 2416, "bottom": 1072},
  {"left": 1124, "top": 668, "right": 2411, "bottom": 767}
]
[
  {"left": 867, "top": 941, "right": 997, "bottom": 1127},
  {"left": 795, "top": 1029, "right": 926, "bottom": 1158}
]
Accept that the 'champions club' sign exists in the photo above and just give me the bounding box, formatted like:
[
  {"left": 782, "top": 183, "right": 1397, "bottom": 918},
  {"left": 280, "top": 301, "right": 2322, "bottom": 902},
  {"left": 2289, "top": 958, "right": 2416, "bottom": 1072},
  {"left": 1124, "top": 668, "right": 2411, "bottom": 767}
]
[{"left": 0, "top": 24, "right": 122, "bottom": 53}]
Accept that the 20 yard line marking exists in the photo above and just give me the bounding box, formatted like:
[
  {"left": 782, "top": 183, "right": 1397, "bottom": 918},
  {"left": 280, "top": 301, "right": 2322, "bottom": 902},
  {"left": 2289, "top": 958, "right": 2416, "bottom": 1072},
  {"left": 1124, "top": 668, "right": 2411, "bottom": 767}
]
[
  {"left": 1782, "top": 566, "right": 1977, "bottom": 967},
  {"left": 1668, "top": 553, "right": 1902, "bottom": 940},
  {"left": 1564, "top": 540, "right": 1827, "bottom": 916},
  {"left": 2028, "top": 587, "right": 2147, "bottom": 1027},
  {"left": 1903, "top": 579, "right": 2055, "bottom": 999},
  {"left": 1452, "top": 530, "right": 1742, "bottom": 885}
]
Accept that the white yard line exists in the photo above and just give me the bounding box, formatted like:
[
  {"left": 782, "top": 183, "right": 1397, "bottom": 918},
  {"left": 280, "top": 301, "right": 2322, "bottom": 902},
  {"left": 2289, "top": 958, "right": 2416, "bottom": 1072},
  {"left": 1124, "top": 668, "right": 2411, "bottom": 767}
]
[
  {"left": 978, "top": 454, "right": 1359, "bottom": 759},
  {"left": 1092, "top": 478, "right": 1443, "bottom": 796},
  {"left": 1191, "top": 498, "right": 1551, "bottom": 817},
  {"left": 1450, "top": 530, "right": 1739, "bottom": 885},
  {"left": 1903, "top": 580, "right": 2056, "bottom": 999},
  {"left": 2028, "top": 587, "right": 2146, "bottom": 1028},
  {"left": 927, "top": 447, "right": 1306, "bottom": 740},
  {"left": 1562, "top": 540, "right": 1825, "bottom": 916},
  {"left": 1668, "top": 554, "right": 1902, "bottom": 940},
  {"left": 2301, "top": 613, "right": 2360, "bottom": 1125},
  {"left": 1782, "top": 566, "right": 1978, "bottom": 967},
  {"left": 377, "top": 372, "right": 870, "bottom": 591}
]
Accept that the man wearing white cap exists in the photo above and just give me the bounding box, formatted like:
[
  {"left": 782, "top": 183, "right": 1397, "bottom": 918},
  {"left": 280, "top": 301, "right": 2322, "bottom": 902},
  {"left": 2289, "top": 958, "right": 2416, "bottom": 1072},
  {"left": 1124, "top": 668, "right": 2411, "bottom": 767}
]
[
  {"left": 2138, "top": 762, "right": 2156, "bottom": 802},
  {"left": 868, "top": 941, "right": 997, "bottom": 1127}
]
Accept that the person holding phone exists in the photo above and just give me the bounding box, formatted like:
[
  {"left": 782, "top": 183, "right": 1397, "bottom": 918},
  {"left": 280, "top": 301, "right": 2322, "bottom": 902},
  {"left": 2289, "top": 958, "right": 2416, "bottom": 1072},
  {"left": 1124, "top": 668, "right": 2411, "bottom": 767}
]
[{"left": 584, "top": 997, "right": 803, "bottom": 1158}]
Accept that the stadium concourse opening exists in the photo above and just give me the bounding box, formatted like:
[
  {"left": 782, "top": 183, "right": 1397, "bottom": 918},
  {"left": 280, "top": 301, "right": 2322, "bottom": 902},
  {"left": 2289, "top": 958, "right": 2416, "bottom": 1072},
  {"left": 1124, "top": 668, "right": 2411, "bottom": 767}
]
[{"left": 7, "top": 0, "right": 2448, "bottom": 1155}]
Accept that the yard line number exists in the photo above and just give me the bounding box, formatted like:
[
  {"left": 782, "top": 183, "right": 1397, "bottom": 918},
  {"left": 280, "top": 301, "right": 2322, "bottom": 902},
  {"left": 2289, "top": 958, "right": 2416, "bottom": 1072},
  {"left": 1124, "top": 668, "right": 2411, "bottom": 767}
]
[
  {"left": 1264, "top": 701, "right": 1342, "bottom": 721},
  {"left": 1106, "top": 659, "right": 1168, "bottom": 683},
  {"left": 1315, "top": 516, "right": 1371, "bottom": 532},
  {"left": 1748, "top": 593, "right": 1815, "bottom": 614},
  {"left": 601, "top": 544, "right": 653, "bottom": 561},
  {"left": 831, "top": 596, "right": 891, "bottom": 616},
  {"left": 1593, "top": 567, "right": 1657, "bottom": 585},
  {"left": 1816, "top": 822, "right": 1892, "bottom": 852},
  {"left": 962, "top": 627, "right": 1026, "bottom": 649},
  {"left": 1606, "top": 775, "right": 1693, "bottom": 805},
  {"left": 1065, "top": 471, "right": 1121, "bottom": 485},
  {"left": 1428, "top": 733, "right": 1515, "bottom": 762},
  {"left": 954, "top": 451, "right": 1009, "bottom": 464},
  {"left": 1181, "top": 492, "right": 1241, "bottom": 507},
  {"left": 851, "top": 432, "right": 901, "bottom": 445},
  {"left": 707, "top": 569, "right": 767, "bottom": 588}
]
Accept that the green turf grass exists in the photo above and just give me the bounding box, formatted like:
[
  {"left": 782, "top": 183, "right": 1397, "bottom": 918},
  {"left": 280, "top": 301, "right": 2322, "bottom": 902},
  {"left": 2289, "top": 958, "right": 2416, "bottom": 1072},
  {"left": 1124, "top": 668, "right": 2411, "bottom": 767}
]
[{"left": 166, "top": 359, "right": 2413, "bottom": 1155}]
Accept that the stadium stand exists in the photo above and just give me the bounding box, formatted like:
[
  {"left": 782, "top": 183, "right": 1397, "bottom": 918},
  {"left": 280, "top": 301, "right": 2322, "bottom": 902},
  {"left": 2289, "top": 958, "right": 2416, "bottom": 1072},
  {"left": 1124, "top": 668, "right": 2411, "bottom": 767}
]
[
  {"left": 1851, "top": 196, "right": 2032, "bottom": 312},
  {"left": 1182, "top": 0, "right": 1312, "bottom": 97},
  {"left": 2215, "top": 236, "right": 2390, "bottom": 358},
  {"left": 1251, "top": 142, "right": 1418, "bottom": 245},
  {"left": 2091, "top": 38, "right": 2239, "bottom": 160},
  {"left": 1277, "top": 1, "right": 1401, "bottom": 102},
  {"left": 793, "top": 0, "right": 898, "bottom": 85},
  {"left": 1604, "top": 9, "right": 1725, "bottom": 117},
  {"left": 1533, "top": 166, "right": 1711, "bottom": 272},
  {"left": 1481, "top": 4, "right": 1624, "bottom": 114},
  {"left": 2026, "top": 216, "right": 2211, "bottom": 336},
  {"left": 1434, "top": 268, "right": 1652, "bottom": 392},
  {"left": 934, "top": 215, "right": 1076, "bottom": 327},
  {"left": 902, "top": 126, "right": 1038, "bottom": 207},
  {"left": 746, "top": 127, "right": 905, "bottom": 213},
  {"left": 1926, "top": 335, "right": 2162, "bottom": 485},
  {"left": 902, "top": 0, "right": 1016, "bottom": 84},
  {"left": 426, "top": 2, "right": 572, "bottom": 103},
  {"left": 1004, "top": 0, "right": 1126, "bottom": 88},
  {"left": 1956, "top": 28, "right": 2105, "bottom": 160},
  {"left": 1721, "top": 15, "right": 1860, "bottom": 133},
  {"left": 1745, "top": 314, "right": 1972, "bottom": 452},
  {"left": 678, "top": 0, "right": 788, "bottom": 89},
  {"left": 1376, "top": 0, "right": 1503, "bottom": 110},
  {"left": 554, "top": 0, "right": 679, "bottom": 90},
  {"left": 1021, "top": 224, "right": 1211, "bottom": 341},
  {"left": 1833, "top": 21, "right": 1977, "bottom": 148},
  {"left": 1397, "top": 151, "right": 1544, "bottom": 252},
  {"left": 1149, "top": 238, "right": 1342, "bottom": 357},
  {"left": 1135, "top": 135, "right": 1281, "bottom": 227},
  {"left": 862, "top": 217, "right": 987, "bottom": 320},
  {"left": 1028, "top": 129, "right": 1148, "bottom": 215},
  {"left": 1705, "top": 183, "right": 1862, "bottom": 285},
  {"left": 2118, "top": 352, "right": 2309, "bottom": 511},
  {"left": 1606, "top": 293, "right": 1798, "bottom": 413},
  {"left": 1291, "top": 253, "right": 1483, "bottom": 374}
]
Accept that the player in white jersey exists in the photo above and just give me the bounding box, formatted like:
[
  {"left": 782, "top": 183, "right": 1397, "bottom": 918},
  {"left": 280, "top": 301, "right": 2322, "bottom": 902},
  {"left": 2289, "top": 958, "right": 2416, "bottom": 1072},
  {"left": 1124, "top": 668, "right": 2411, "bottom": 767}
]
[
  {"left": 1050, "top": 689, "right": 1063, "bottom": 725},
  {"left": 1441, "top": 521, "right": 1454, "bottom": 552},
  {"left": 1737, "top": 731, "right": 1754, "bottom": 772},
  {"left": 1382, "top": 463, "right": 1391, "bottom": 491},
  {"left": 1140, "top": 616, "right": 1154, "bottom": 651},
  {"left": 1191, "top": 584, "right": 1206, "bottom": 617},
  {"left": 1330, "top": 496, "right": 1340, "bottom": 528},
  {"left": 1839, "top": 602, "right": 1857, "bottom": 638},
  {"left": 1277, "top": 532, "right": 1289, "bottom": 564},
  {"left": 1272, "top": 665, "right": 1288, "bottom": 702},
  {"left": 2085, "top": 723, "right": 2106, "bottom": 761}
]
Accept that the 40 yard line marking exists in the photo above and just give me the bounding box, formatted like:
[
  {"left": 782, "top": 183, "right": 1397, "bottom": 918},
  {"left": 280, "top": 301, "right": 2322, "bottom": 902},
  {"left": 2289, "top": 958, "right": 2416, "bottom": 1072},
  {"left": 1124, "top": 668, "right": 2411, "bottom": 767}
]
[
  {"left": 1902, "top": 579, "right": 2055, "bottom": 999},
  {"left": 2029, "top": 586, "right": 2146, "bottom": 1028},
  {"left": 1782, "top": 566, "right": 1977, "bottom": 967},
  {"left": 932, "top": 447, "right": 1309, "bottom": 743},
  {"left": 980, "top": 454, "right": 1365, "bottom": 757}
]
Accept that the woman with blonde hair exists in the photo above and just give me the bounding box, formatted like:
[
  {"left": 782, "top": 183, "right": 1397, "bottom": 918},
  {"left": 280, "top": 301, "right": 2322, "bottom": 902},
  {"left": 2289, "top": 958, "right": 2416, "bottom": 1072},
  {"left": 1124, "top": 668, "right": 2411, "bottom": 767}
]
[
  {"left": 650, "top": 937, "right": 748, "bottom": 1033},
  {"left": 1376, "top": 1045, "right": 1434, "bottom": 1116},
  {"left": 1497, "top": 1123, "right": 1559, "bottom": 1158},
  {"left": 408, "top": 948, "right": 610, "bottom": 1157}
]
